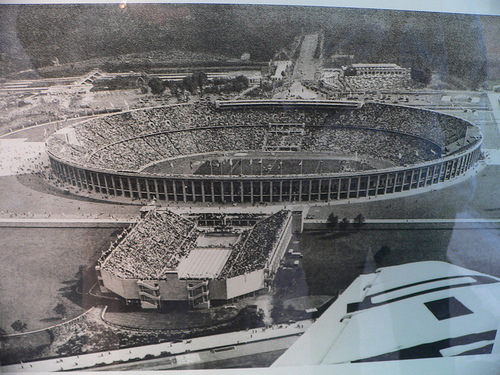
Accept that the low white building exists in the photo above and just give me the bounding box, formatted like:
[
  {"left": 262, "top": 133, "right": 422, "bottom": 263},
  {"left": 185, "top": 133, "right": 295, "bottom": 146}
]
[{"left": 345, "top": 63, "right": 411, "bottom": 77}]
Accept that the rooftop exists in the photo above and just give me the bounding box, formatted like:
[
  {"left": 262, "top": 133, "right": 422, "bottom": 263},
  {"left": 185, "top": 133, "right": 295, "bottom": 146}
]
[
  {"left": 177, "top": 248, "right": 233, "bottom": 279},
  {"left": 351, "top": 63, "right": 402, "bottom": 68}
]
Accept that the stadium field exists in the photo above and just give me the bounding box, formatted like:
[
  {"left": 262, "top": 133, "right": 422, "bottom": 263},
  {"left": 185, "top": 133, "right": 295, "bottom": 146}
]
[{"left": 141, "top": 152, "right": 394, "bottom": 176}]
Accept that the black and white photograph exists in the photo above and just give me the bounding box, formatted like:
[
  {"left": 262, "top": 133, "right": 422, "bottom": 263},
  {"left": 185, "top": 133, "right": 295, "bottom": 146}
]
[{"left": 1, "top": 1, "right": 500, "bottom": 373}]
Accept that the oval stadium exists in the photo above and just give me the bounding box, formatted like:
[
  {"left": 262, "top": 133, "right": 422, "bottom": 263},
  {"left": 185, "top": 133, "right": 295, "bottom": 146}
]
[{"left": 46, "top": 99, "right": 483, "bottom": 204}]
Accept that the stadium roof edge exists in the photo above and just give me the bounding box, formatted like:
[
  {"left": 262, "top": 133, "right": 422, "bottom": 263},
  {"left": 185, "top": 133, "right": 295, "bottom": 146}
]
[{"left": 214, "top": 99, "right": 362, "bottom": 109}]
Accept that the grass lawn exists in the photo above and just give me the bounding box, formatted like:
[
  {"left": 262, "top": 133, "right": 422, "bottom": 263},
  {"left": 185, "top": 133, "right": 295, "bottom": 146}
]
[
  {"left": 0, "top": 227, "right": 118, "bottom": 334},
  {"left": 310, "top": 165, "right": 500, "bottom": 221},
  {"left": 297, "top": 226, "right": 500, "bottom": 296}
]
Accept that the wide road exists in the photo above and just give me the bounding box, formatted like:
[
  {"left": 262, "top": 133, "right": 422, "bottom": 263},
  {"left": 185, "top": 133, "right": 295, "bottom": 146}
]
[
  {"left": 292, "top": 34, "right": 319, "bottom": 81},
  {"left": 2, "top": 320, "right": 312, "bottom": 372}
]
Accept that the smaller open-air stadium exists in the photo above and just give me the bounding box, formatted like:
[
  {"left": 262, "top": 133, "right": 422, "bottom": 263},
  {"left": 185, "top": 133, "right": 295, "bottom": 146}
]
[
  {"left": 96, "top": 208, "right": 293, "bottom": 309},
  {"left": 46, "top": 99, "right": 483, "bottom": 204}
]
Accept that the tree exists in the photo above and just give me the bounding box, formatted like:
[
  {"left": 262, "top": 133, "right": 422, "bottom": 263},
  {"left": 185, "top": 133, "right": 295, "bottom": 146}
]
[
  {"left": 182, "top": 75, "right": 196, "bottom": 94},
  {"left": 327, "top": 212, "right": 339, "bottom": 228},
  {"left": 54, "top": 303, "right": 67, "bottom": 318},
  {"left": 192, "top": 71, "right": 208, "bottom": 92},
  {"left": 286, "top": 304, "right": 295, "bottom": 315},
  {"left": 339, "top": 217, "right": 350, "bottom": 231},
  {"left": 234, "top": 75, "right": 249, "bottom": 90},
  {"left": 374, "top": 245, "right": 391, "bottom": 264},
  {"left": 260, "top": 80, "right": 273, "bottom": 92},
  {"left": 271, "top": 299, "right": 285, "bottom": 322},
  {"left": 354, "top": 213, "right": 365, "bottom": 228},
  {"left": 148, "top": 78, "right": 166, "bottom": 95},
  {"left": 11, "top": 320, "right": 27, "bottom": 332},
  {"left": 410, "top": 54, "right": 432, "bottom": 85}
]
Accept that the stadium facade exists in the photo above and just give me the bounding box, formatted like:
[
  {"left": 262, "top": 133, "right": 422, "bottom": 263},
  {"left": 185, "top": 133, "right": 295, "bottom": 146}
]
[
  {"left": 96, "top": 208, "right": 293, "bottom": 309},
  {"left": 46, "top": 100, "right": 482, "bottom": 204},
  {"left": 345, "top": 63, "right": 411, "bottom": 77}
]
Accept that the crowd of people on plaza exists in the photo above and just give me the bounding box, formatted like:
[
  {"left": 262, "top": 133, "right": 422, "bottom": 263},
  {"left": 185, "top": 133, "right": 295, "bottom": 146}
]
[
  {"left": 218, "top": 210, "right": 290, "bottom": 279},
  {"left": 194, "top": 212, "right": 264, "bottom": 227},
  {"left": 47, "top": 101, "right": 473, "bottom": 173},
  {"left": 101, "top": 210, "right": 200, "bottom": 279},
  {"left": 0, "top": 139, "right": 48, "bottom": 177}
]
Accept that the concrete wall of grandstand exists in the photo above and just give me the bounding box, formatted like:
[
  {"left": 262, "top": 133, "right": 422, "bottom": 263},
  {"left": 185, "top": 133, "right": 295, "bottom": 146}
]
[{"left": 46, "top": 100, "right": 483, "bottom": 204}]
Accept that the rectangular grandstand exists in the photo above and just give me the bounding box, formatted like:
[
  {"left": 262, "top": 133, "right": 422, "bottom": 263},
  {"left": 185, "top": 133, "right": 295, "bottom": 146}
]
[
  {"left": 96, "top": 208, "right": 293, "bottom": 310},
  {"left": 98, "top": 209, "right": 199, "bottom": 279}
]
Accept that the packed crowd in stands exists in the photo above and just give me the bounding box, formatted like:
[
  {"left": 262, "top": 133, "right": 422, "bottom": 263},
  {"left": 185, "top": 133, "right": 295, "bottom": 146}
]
[
  {"left": 330, "top": 103, "right": 469, "bottom": 146},
  {"left": 218, "top": 210, "right": 291, "bottom": 279},
  {"left": 47, "top": 101, "right": 475, "bottom": 172},
  {"left": 321, "top": 71, "right": 410, "bottom": 92},
  {"left": 344, "top": 74, "right": 410, "bottom": 92},
  {"left": 98, "top": 209, "right": 290, "bottom": 282},
  {"left": 100, "top": 210, "right": 200, "bottom": 279},
  {"left": 302, "top": 128, "right": 439, "bottom": 165},
  {"left": 264, "top": 132, "right": 303, "bottom": 151},
  {"left": 84, "top": 126, "right": 439, "bottom": 171}
]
